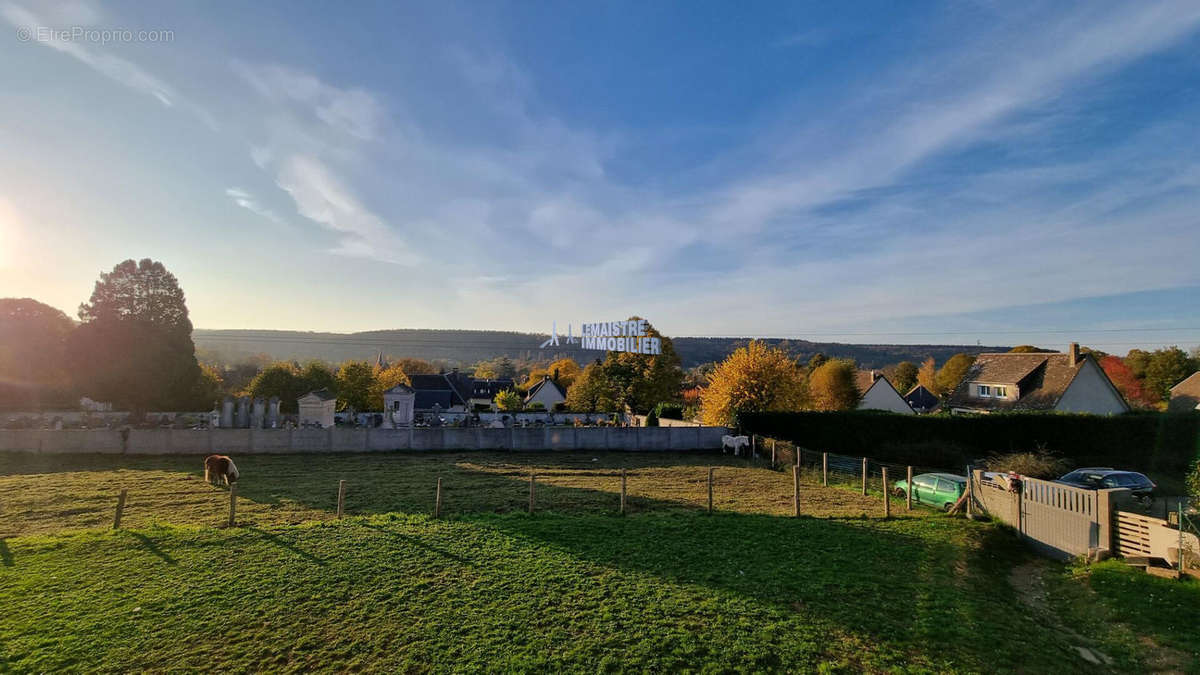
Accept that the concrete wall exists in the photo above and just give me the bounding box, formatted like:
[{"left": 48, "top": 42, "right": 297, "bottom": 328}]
[{"left": 0, "top": 425, "right": 729, "bottom": 455}]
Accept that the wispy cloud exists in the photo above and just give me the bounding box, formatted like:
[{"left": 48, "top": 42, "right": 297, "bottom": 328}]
[
  {"left": 274, "top": 155, "right": 418, "bottom": 265},
  {"left": 225, "top": 187, "right": 289, "bottom": 228},
  {"left": 234, "top": 62, "right": 385, "bottom": 141},
  {"left": 2, "top": 2, "right": 174, "bottom": 106}
]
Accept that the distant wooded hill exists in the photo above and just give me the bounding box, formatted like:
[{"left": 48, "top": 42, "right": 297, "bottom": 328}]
[{"left": 193, "top": 329, "right": 1008, "bottom": 370}]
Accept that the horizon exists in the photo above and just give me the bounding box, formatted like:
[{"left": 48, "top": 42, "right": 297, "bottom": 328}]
[{"left": 2, "top": 1, "right": 1199, "bottom": 352}]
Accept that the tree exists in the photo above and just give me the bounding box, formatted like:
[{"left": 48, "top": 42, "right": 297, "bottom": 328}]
[
  {"left": 699, "top": 341, "right": 806, "bottom": 426},
  {"left": 1099, "top": 356, "right": 1155, "bottom": 409},
  {"left": 1125, "top": 349, "right": 1152, "bottom": 379},
  {"left": 917, "top": 357, "right": 938, "bottom": 395},
  {"left": 474, "top": 356, "right": 516, "bottom": 380},
  {"left": 1143, "top": 347, "right": 1195, "bottom": 403},
  {"left": 935, "top": 353, "right": 975, "bottom": 397},
  {"left": 0, "top": 298, "right": 75, "bottom": 409},
  {"left": 190, "top": 363, "right": 224, "bottom": 410},
  {"left": 1009, "top": 345, "right": 1045, "bottom": 353},
  {"left": 890, "top": 361, "right": 918, "bottom": 395},
  {"left": 67, "top": 259, "right": 205, "bottom": 411},
  {"left": 298, "top": 361, "right": 337, "bottom": 396},
  {"left": 565, "top": 362, "right": 617, "bottom": 412},
  {"left": 494, "top": 389, "right": 523, "bottom": 411},
  {"left": 593, "top": 318, "right": 684, "bottom": 414},
  {"left": 807, "top": 359, "right": 859, "bottom": 411},
  {"left": 336, "top": 361, "right": 376, "bottom": 412},
  {"left": 246, "top": 362, "right": 304, "bottom": 413},
  {"left": 547, "top": 357, "right": 580, "bottom": 389},
  {"left": 369, "top": 363, "right": 412, "bottom": 410},
  {"left": 392, "top": 358, "right": 437, "bottom": 377}
]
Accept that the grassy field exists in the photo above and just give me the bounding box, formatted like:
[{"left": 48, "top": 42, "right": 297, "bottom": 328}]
[{"left": 1, "top": 451, "right": 1197, "bottom": 672}]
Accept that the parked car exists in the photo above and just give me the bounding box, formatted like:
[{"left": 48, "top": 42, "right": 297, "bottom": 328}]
[
  {"left": 1054, "top": 468, "right": 1156, "bottom": 504},
  {"left": 892, "top": 472, "right": 966, "bottom": 511}
]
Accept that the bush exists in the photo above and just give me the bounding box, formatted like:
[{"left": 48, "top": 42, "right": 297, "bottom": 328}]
[
  {"left": 644, "top": 411, "right": 659, "bottom": 427},
  {"left": 653, "top": 402, "right": 684, "bottom": 420},
  {"left": 984, "top": 448, "right": 1070, "bottom": 479},
  {"left": 1188, "top": 460, "right": 1199, "bottom": 508}
]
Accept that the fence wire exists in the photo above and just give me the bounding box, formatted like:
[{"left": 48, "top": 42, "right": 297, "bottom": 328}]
[{"left": 749, "top": 434, "right": 958, "bottom": 492}]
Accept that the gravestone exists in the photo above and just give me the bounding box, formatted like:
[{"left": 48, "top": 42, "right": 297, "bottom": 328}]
[
  {"left": 220, "top": 396, "right": 234, "bottom": 428},
  {"left": 251, "top": 398, "right": 266, "bottom": 429},
  {"left": 236, "top": 396, "right": 250, "bottom": 428}
]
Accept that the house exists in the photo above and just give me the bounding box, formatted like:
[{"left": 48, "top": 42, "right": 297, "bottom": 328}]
[
  {"left": 525, "top": 375, "right": 567, "bottom": 410},
  {"left": 297, "top": 389, "right": 337, "bottom": 427},
  {"left": 408, "top": 373, "right": 468, "bottom": 412},
  {"left": 946, "top": 343, "right": 1129, "bottom": 415},
  {"left": 382, "top": 383, "right": 415, "bottom": 426},
  {"left": 854, "top": 371, "right": 914, "bottom": 414},
  {"left": 903, "top": 385, "right": 939, "bottom": 413},
  {"left": 470, "top": 378, "right": 516, "bottom": 411},
  {"left": 1168, "top": 372, "right": 1200, "bottom": 413}
]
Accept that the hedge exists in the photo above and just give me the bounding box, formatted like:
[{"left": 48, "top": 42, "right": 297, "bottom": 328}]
[{"left": 737, "top": 411, "right": 1200, "bottom": 480}]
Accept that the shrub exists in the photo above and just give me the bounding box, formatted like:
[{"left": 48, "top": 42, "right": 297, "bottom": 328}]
[
  {"left": 1188, "top": 460, "right": 1199, "bottom": 508},
  {"left": 653, "top": 402, "right": 684, "bottom": 420},
  {"left": 644, "top": 411, "right": 659, "bottom": 427},
  {"left": 984, "top": 448, "right": 1070, "bottom": 479}
]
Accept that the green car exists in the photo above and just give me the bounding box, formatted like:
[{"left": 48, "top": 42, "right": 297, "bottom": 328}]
[{"left": 892, "top": 472, "right": 966, "bottom": 511}]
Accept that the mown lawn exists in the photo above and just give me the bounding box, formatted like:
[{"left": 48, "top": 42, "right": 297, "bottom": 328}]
[{"left": 0, "top": 451, "right": 1194, "bottom": 672}]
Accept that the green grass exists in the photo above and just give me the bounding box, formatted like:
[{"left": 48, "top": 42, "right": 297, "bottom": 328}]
[
  {"left": 1050, "top": 560, "right": 1200, "bottom": 673},
  {"left": 0, "top": 451, "right": 1195, "bottom": 672}
]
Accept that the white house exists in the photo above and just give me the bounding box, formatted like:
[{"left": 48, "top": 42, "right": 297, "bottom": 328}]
[
  {"left": 524, "top": 376, "right": 567, "bottom": 410},
  {"left": 946, "top": 343, "right": 1129, "bottom": 415},
  {"left": 854, "top": 371, "right": 915, "bottom": 414},
  {"left": 297, "top": 388, "right": 337, "bottom": 428},
  {"left": 383, "top": 383, "right": 416, "bottom": 426}
]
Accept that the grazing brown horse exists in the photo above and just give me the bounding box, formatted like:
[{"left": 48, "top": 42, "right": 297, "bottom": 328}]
[{"left": 204, "top": 455, "right": 239, "bottom": 485}]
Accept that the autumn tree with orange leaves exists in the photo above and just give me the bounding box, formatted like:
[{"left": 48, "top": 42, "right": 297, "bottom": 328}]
[{"left": 700, "top": 341, "right": 806, "bottom": 426}]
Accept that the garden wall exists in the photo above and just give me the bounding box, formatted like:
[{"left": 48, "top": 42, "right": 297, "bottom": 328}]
[{"left": 0, "top": 425, "right": 729, "bottom": 455}]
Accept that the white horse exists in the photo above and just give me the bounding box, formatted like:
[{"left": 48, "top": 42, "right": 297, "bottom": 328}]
[{"left": 722, "top": 435, "right": 750, "bottom": 456}]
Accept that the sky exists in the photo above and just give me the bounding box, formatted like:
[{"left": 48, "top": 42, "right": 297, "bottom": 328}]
[{"left": 1, "top": 0, "right": 1199, "bottom": 352}]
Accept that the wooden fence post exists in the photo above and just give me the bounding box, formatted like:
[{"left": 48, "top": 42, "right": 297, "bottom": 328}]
[
  {"left": 882, "top": 467, "right": 890, "bottom": 519},
  {"left": 861, "top": 457, "right": 868, "bottom": 495},
  {"left": 620, "top": 468, "right": 627, "bottom": 515},
  {"left": 965, "top": 465, "right": 974, "bottom": 520},
  {"left": 792, "top": 465, "right": 800, "bottom": 517},
  {"left": 228, "top": 483, "right": 237, "bottom": 527},
  {"left": 822, "top": 452, "right": 828, "bottom": 487},
  {"left": 707, "top": 467, "right": 714, "bottom": 514},
  {"left": 771, "top": 439, "right": 776, "bottom": 467},
  {"left": 434, "top": 477, "right": 442, "bottom": 518},
  {"left": 113, "top": 489, "right": 127, "bottom": 530},
  {"left": 336, "top": 479, "right": 346, "bottom": 519},
  {"left": 528, "top": 472, "right": 536, "bottom": 514},
  {"left": 907, "top": 466, "right": 913, "bottom": 511}
]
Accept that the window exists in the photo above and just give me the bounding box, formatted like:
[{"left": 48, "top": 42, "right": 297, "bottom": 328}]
[
  {"left": 978, "top": 385, "right": 991, "bottom": 397},
  {"left": 914, "top": 476, "right": 936, "bottom": 489},
  {"left": 994, "top": 386, "right": 1007, "bottom": 398}
]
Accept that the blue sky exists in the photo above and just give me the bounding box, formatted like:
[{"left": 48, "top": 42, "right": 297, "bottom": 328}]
[{"left": 1, "top": 0, "right": 1198, "bottom": 352}]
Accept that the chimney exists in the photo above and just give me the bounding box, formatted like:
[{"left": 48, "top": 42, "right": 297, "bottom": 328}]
[
  {"left": 1068, "top": 343, "right": 1080, "bottom": 367},
  {"left": 870, "top": 371, "right": 879, "bottom": 383}
]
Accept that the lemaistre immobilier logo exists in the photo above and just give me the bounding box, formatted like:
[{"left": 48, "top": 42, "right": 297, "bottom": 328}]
[{"left": 539, "top": 319, "right": 662, "bottom": 355}]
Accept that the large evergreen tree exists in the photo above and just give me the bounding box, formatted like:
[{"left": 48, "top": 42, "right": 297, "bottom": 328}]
[{"left": 67, "top": 259, "right": 205, "bottom": 411}]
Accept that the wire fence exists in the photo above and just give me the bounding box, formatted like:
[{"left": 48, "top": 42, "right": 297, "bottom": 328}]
[{"left": 747, "top": 434, "right": 958, "bottom": 489}]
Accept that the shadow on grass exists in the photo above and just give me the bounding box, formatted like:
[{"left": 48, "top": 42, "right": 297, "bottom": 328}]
[
  {"left": 359, "top": 521, "right": 467, "bottom": 563},
  {"left": 244, "top": 525, "right": 326, "bottom": 566},
  {"left": 126, "top": 531, "right": 178, "bottom": 565},
  {"left": 0, "top": 538, "right": 12, "bottom": 567}
]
